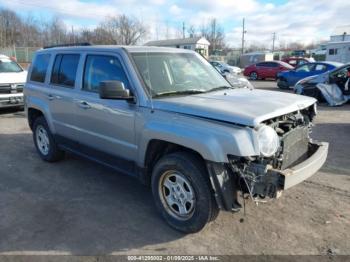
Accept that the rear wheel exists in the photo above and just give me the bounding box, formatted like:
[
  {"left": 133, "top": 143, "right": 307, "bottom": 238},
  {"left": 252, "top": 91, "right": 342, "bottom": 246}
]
[
  {"left": 249, "top": 71, "right": 258, "bottom": 80},
  {"left": 33, "top": 116, "right": 64, "bottom": 162},
  {"left": 151, "top": 152, "right": 219, "bottom": 233}
]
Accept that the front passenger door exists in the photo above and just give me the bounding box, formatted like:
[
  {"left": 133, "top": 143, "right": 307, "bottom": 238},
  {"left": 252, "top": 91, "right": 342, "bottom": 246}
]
[{"left": 74, "top": 54, "right": 138, "bottom": 164}]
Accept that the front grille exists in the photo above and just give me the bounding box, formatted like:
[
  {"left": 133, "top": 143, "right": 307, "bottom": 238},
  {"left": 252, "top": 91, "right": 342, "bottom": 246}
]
[
  {"left": 280, "top": 126, "right": 309, "bottom": 169},
  {"left": 0, "top": 83, "right": 24, "bottom": 94}
]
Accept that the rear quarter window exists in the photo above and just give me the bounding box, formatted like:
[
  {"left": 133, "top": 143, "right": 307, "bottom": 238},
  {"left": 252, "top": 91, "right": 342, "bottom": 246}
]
[
  {"left": 51, "top": 54, "right": 80, "bottom": 88},
  {"left": 30, "top": 54, "right": 51, "bottom": 83}
]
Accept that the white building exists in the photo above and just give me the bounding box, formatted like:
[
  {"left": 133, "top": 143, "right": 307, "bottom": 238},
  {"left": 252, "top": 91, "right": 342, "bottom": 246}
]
[
  {"left": 145, "top": 37, "right": 210, "bottom": 57},
  {"left": 326, "top": 25, "right": 350, "bottom": 63}
]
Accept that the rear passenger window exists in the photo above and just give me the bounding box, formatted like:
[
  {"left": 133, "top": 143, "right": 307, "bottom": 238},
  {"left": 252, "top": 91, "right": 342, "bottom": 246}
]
[
  {"left": 30, "top": 54, "right": 51, "bottom": 83},
  {"left": 315, "top": 64, "right": 326, "bottom": 71},
  {"left": 51, "top": 54, "right": 80, "bottom": 88},
  {"left": 83, "top": 55, "right": 129, "bottom": 93},
  {"left": 267, "top": 62, "right": 278, "bottom": 67}
]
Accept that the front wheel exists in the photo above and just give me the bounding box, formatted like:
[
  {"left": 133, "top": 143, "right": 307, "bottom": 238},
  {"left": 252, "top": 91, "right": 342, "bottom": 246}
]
[
  {"left": 151, "top": 152, "right": 219, "bottom": 233},
  {"left": 277, "top": 78, "right": 289, "bottom": 89},
  {"left": 249, "top": 71, "right": 258, "bottom": 80}
]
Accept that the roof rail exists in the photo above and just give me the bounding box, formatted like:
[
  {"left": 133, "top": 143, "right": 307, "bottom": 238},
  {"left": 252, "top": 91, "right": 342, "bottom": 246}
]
[{"left": 43, "top": 42, "right": 92, "bottom": 49}]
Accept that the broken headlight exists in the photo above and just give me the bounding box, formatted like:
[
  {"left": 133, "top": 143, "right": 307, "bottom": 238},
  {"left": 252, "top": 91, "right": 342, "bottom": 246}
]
[{"left": 257, "top": 125, "right": 280, "bottom": 157}]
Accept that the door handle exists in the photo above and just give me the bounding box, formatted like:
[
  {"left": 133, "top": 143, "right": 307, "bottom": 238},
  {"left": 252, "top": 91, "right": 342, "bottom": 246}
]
[
  {"left": 78, "top": 101, "right": 91, "bottom": 109},
  {"left": 47, "top": 94, "right": 54, "bottom": 101}
]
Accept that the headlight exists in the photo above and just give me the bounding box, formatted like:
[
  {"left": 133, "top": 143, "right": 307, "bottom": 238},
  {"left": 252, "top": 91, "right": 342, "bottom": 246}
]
[
  {"left": 313, "top": 103, "right": 317, "bottom": 115},
  {"left": 257, "top": 125, "right": 280, "bottom": 157}
]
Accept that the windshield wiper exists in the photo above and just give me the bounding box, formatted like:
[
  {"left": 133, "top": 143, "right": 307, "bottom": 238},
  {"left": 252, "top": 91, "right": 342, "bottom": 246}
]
[
  {"left": 153, "top": 89, "right": 206, "bottom": 98},
  {"left": 206, "top": 86, "right": 233, "bottom": 93}
]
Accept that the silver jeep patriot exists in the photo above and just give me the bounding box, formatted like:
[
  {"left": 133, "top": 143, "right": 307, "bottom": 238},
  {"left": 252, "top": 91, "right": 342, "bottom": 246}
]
[{"left": 24, "top": 45, "right": 328, "bottom": 233}]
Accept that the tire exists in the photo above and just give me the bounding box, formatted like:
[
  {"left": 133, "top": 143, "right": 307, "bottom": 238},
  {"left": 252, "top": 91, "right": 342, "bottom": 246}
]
[
  {"left": 33, "top": 116, "right": 64, "bottom": 162},
  {"left": 277, "top": 78, "right": 289, "bottom": 89},
  {"left": 151, "top": 152, "right": 219, "bottom": 233},
  {"left": 249, "top": 71, "right": 258, "bottom": 80}
]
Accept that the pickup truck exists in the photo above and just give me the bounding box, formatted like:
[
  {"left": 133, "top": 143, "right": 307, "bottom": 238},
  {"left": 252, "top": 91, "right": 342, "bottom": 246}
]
[{"left": 0, "top": 55, "right": 27, "bottom": 109}]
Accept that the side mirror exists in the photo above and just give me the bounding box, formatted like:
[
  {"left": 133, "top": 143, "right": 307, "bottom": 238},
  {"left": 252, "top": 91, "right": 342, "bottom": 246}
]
[{"left": 99, "top": 80, "right": 133, "bottom": 101}]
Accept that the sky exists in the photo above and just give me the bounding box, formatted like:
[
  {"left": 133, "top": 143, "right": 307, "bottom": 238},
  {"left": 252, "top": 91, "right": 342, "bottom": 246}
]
[{"left": 1, "top": 0, "right": 350, "bottom": 48}]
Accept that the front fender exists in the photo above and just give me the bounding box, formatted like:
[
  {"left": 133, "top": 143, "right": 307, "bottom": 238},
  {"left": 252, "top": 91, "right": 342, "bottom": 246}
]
[{"left": 137, "top": 111, "right": 260, "bottom": 166}]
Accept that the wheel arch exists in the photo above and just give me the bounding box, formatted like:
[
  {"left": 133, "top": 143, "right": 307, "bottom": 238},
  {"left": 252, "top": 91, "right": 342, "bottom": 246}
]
[
  {"left": 141, "top": 139, "right": 206, "bottom": 185},
  {"left": 26, "top": 96, "right": 55, "bottom": 133},
  {"left": 28, "top": 107, "right": 44, "bottom": 130}
]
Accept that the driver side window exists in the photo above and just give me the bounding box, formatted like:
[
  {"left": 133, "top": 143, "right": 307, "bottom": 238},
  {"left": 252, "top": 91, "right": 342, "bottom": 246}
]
[
  {"left": 331, "top": 67, "right": 349, "bottom": 79},
  {"left": 83, "top": 55, "right": 129, "bottom": 93}
]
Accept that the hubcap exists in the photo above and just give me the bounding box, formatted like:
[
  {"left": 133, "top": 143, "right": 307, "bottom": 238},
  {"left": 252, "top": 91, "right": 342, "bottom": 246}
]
[
  {"left": 36, "top": 125, "right": 50, "bottom": 155},
  {"left": 250, "top": 72, "right": 257, "bottom": 80},
  {"left": 159, "top": 171, "right": 195, "bottom": 220}
]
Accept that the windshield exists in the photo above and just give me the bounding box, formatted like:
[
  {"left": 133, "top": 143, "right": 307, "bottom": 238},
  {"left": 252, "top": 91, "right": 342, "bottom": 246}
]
[
  {"left": 131, "top": 52, "right": 230, "bottom": 97},
  {"left": 0, "top": 59, "right": 23, "bottom": 73},
  {"left": 279, "top": 61, "right": 294, "bottom": 69}
]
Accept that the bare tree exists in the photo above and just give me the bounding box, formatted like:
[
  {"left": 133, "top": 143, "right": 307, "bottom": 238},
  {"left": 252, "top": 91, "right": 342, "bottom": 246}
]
[
  {"left": 200, "top": 18, "right": 226, "bottom": 55},
  {"left": 101, "top": 15, "right": 147, "bottom": 45},
  {"left": 0, "top": 7, "right": 147, "bottom": 48},
  {"left": 187, "top": 24, "right": 196, "bottom": 38}
]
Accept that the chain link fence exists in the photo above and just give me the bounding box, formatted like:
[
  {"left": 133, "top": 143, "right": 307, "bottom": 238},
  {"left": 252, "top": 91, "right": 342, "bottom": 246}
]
[{"left": 0, "top": 47, "right": 41, "bottom": 63}]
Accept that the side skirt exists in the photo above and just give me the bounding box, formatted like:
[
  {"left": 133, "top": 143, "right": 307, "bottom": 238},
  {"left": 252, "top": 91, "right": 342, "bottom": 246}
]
[{"left": 55, "top": 135, "right": 142, "bottom": 179}]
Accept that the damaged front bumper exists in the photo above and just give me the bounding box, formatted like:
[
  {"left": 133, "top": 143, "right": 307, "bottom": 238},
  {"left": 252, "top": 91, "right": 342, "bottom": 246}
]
[
  {"left": 207, "top": 141, "right": 329, "bottom": 212},
  {"left": 278, "top": 141, "right": 328, "bottom": 189}
]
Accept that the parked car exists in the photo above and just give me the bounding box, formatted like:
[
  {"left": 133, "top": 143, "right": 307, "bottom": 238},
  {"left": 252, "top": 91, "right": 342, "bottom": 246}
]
[
  {"left": 277, "top": 62, "right": 342, "bottom": 89},
  {"left": 209, "top": 60, "right": 241, "bottom": 74},
  {"left": 282, "top": 57, "right": 315, "bottom": 67},
  {"left": 0, "top": 54, "right": 27, "bottom": 109},
  {"left": 213, "top": 65, "right": 253, "bottom": 89},
  {"left": 243, "top": 61, "right": 293, "bottom": 80},
  {"left": 295, "top": 63, "right": 350, "bottom": 103},
  {"left": 25, "top": 45, "right": 328, "bottom": 233}
]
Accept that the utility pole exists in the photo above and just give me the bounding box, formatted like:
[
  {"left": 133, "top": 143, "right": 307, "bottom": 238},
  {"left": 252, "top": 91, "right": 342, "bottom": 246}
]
[
  {"left": 241, "top": 18, "right": 247, "bottom": 54},
  {"left": 166, "top": 20, "right": 169, "bottom": 39},
  {"left": 272, "top": 32, "right": 276, "bottom": 53},
  {"left": 182, "top": 22, "right": 185, "bottom": 39},
  {"left": 71, "top": 26, "right": 75, "bottom": 44}
]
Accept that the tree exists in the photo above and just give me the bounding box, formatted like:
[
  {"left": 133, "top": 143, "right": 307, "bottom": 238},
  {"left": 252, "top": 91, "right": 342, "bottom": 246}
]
[
  {"left": 199, "top": 18, "right": 226, "bottom": 55},
  {"left": 98, "top": 15, "right": 147, "bottom": 45},
  {"left": 0, "top": 7, "right": 147, "bottom": 48}
]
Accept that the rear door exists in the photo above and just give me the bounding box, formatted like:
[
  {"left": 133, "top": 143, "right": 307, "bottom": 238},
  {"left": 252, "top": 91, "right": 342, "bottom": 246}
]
[
  {"left": 73, "top": 52, "right": 138, "bottom": 164},
  {"left": 291, "top": 64, "right": 315, "bottom": 85},
  {"left": 47, "top": 53, "right": 81, "bottom": 142},
  {"left": 266, "top": 62, "right": 279, "bottom": 78},
  {"left": 256, "top": 62, "right": 269, "bottom": 78}
]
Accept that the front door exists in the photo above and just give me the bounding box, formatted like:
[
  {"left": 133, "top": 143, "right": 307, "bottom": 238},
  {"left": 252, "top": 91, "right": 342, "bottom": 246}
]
[{"left": 74, "top": 53, "right": 138, "bottom": 163}]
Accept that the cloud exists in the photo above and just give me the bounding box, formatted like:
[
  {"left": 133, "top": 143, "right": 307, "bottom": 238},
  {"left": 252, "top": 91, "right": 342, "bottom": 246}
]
[
  {"left": 1, "top": 0, "right": 350, "bottom": 47},
  {"left": 169, "top": 4, "right": 182, "bottom": 16},
  {"left": 224, "top": 0, "right": 350, "bottom": 47}
]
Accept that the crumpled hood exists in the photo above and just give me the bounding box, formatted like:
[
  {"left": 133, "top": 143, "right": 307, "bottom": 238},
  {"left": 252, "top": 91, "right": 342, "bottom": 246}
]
[
  {"left": 0, "top": 71, "right": 27, "bottom": 84},
  {"left": 153, "top": 88, "right": 316, "bottom": 127}
]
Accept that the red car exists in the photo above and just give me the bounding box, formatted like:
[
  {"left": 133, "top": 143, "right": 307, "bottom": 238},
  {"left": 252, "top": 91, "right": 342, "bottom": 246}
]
[{"left": 243, "top": 61, "right": 293, "bottom": 80}]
